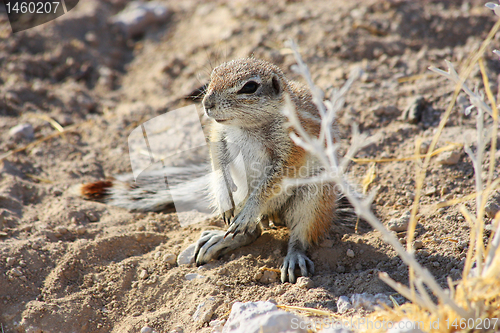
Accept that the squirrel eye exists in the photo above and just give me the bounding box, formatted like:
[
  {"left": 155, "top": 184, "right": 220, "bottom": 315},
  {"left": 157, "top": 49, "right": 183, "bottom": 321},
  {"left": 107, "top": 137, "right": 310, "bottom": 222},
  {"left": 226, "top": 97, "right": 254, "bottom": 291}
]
[{"left": 237, "top": 81, "right": 259, "bottom": 94}]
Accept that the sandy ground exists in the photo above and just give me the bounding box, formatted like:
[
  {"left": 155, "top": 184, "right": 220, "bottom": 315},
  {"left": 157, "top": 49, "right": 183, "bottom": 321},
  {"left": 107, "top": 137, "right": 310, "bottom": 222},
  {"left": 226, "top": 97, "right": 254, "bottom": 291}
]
[{"left": 1, "top": 0, "right": 499, "bottom": 332}]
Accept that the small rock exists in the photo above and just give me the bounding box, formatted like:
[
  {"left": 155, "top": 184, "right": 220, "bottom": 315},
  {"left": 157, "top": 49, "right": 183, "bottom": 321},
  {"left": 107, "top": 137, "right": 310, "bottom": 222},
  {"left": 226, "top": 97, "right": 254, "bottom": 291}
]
[
  {"left": 185, "top": 273, "right": 204, "bottom": 281},
  {"left": 154, "top": 251, "right": 162, "bottom": 260},
  {"left": 336, "top": 265, "right": 345, "bottom": 273},
  {"left": 9, "top": 123, "right": 34, "bottom": 141},
  {"left": 54, "top": 226, "right": 68, "bottom": 235},
  {"left": 52, "top": 188, "right": 63, "bottom": 196},
  {"left": 222, "top": 301, "right": 307, "bottom": 333},
  {"left": 485, "top": 201, "right": 500, "bottom": 219},
  {"left": 169, "top": 327, "right": 183, "bottom": 333},
  {"left": 162, "top": 253, "right": 176, "bottom": 265},
  {"left": 109, "top": 1, "right": 169, "bottom": 38},
  {"left": 402, "top": 96, "right": 426, "bottom": 124},
  {"left": 336, "top": 296, "right": 352, "bottom": 314},
  {"left": 437, "top": 150, "right": 461, "bottom": 165},
  {"left": 346, "top": 249, "right": 355, "bottom": 258},
  {"left": 11, "top": 267, "right": 23, "bottom": 277},
  {"left": 296, "top": 277, "right": 314, "bottom": 289},
  {"left": 74, "top": 226, "right": 87, "bottom": 235},
  {"left": 6, "top": 257, "right": 15, "bottom": 267},
  {"left": 259, "top": 270, "right": 278, "bottom": 284},
  {"left": 413, "top": 240, "right": 424, "bottom": 249},
  {"left": 141, "top": 327, "right": 153, "bottom": 333},
  {"left": 177, "top": 243, "right": 196, "bottom": 266},
  {"left": 209, "top": 319, "right": 225, "bottom": 332},
  {"left": 418, "top": 141, "right": 430, "bottom": 155},
  {"left": 351, "top": 293, "right": 391, "bottom": 311},
  {"left": 217, "top": 267, "right": 228, "bottom": 275},
  {"left": 86, "top": 211, "right": 99, "bottom": 222},
  {"left": 424, "top": 186, "right": 437, "bottom": 196},
  {"left": 388, "top": 211, "right": 411, "bottom": 232},
  {"left": 253, "top": 270, "right": 264, "bottom": 281},
  {"left": 139, "top": 269, "right": 149, "bottom": 280},
  {"left": 192, "top": 297, "right": 217, "bottom": 326}
]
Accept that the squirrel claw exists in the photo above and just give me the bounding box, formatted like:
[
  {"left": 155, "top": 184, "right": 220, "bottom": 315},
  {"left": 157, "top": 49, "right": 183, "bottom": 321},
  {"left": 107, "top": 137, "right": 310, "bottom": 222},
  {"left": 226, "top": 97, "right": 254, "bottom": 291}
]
[{"left": 222, "top": 208, "right": 235, "bottom": 225}]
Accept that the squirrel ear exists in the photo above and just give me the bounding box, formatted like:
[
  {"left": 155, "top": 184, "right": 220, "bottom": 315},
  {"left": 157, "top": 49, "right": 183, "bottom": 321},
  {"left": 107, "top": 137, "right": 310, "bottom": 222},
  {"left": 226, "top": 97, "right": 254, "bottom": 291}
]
[{"left": 271, "top": 75, "right": 281, "bottom": 95}]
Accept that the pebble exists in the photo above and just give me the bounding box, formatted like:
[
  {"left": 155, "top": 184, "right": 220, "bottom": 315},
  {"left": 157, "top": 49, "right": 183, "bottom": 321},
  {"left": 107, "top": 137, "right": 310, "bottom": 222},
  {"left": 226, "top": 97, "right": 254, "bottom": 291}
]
[
  {"left": 52, "top": 188, "right": 63, "bottom": 196},
  {"left": 402, "top": 96, "right": 426, "bottom": 124},
  {"left": 336, "top": 265, "right": 346, "bottom": 273},
  {"left": 336, "top": 296, "right": 352, "bottom": 314},
  {"left": 424, "top": 186, "right": 437, "bottom": 196},
  {"left": 437, "top": 150, "right": 461, "bottom": 165},
  {"left": 177, "top": 243, "right": 196, "bottom": 266},
  {"left": 485, "top": 200, "right": 500, "bottom": 219},
  {"left": 154, "top": 251, "right": 162, "bottom": 260},
  {"left": 75, "top": 226, "right": 87, "bottom": 235},
  {"left": 139, "top": 269, "right": 149, "bottom": 280},
  {"left": 259, "top": 270, "right": 278, "bottom": 284},
  {"left": 185, "top": 273, "right": 204, "bottom": 281},
  {"left": 413, "top": 240, "right": 424, "bottom": 249},
  {"left": 253, "top": 270, "right": 264, "bottom": 281},
  {"left": 418, "top": 141, "right": 430, "bottom": 155},
  {"left": 217, "top": 267, "right": 227, "bottom": 275},
  {"left": 388, "top": 210, "right": 411, "bottom": 232},
  {"left": 9, "top": 123, "right": 34, "bottom": 141},
  {"left": 351, "top": 293, "right": 391, "bottom": 311},
  {"left": 54, "top": 226, "right": 68, "bottom": 235},
  {"left": 86, "top": 211, "right": 99, "bottom": 222},
  {"left": 11, "top": 267, "right": 23, "bottom": 277},
  {"left": 6, "top": 257, "right": 15, "bottom": 267},
  {"left": 141, "top": 326, "right": 155, "bottom": 333},
  {"left": 192, "top": 297, "right": 217, "bottom": 326},
  {"left": 162, "top": 253, "right": 176, "bottom": 265},
  {"left": 209, "top": 319, "right": 225, "bottom": 332},
  {"left": 110, "top": 1, "right": 169, "bottom": 38},
  {"left": 296, "top": 276, "right": 314, "bottom": 289},
  {"left": 346, "top": 249, "right": 355, "bottom": 258},
  {"left": 223, "top": 301, "right": 307, "bottom": 333},
  {"left": 169, "top": 326, "right": 183, "bottom": 333}
]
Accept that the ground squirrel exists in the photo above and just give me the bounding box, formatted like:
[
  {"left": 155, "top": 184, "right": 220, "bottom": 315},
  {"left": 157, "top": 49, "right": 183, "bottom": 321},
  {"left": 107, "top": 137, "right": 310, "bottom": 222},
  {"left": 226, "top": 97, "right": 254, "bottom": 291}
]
[{"left": 80, "top": 58, "right": 346, "bottom": 283}]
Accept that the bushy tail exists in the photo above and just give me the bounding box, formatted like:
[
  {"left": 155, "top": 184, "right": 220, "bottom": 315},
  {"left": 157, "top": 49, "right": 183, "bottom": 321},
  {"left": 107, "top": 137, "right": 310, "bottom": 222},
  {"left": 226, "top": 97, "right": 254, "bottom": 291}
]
[{"left": 79, "top": 164, "right": 211, "bottom": 212}]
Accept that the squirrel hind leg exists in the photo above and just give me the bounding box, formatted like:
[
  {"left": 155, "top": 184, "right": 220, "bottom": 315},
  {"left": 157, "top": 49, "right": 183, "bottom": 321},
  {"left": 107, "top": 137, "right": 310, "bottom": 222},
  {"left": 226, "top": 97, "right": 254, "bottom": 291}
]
[
  {"left": 280, "top": 183, "right": 338, "bottom": 283},
  {"left": 194, "top": 223, "right": 262, "bottom": 266}
]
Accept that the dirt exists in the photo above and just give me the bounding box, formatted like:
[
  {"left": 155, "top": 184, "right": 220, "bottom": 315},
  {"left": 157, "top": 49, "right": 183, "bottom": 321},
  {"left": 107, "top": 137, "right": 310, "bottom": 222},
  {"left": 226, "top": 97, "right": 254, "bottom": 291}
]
[{"left": 0, "top": 0, "right": 499, "bottom": 332}]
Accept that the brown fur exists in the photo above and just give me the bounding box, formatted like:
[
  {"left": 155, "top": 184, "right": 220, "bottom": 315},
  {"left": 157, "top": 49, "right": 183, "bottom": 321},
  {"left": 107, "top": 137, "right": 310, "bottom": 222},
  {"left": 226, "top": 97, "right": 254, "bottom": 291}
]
[{"left": 80, "top": 180, "right": 113, "bottom": 200}]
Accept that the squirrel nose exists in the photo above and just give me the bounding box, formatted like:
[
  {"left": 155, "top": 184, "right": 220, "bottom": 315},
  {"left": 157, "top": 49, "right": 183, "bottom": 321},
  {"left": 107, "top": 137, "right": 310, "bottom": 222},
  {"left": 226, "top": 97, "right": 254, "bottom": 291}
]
[
  {"left": 203, "top": 99, "right": 215, "bottom": 110},
  {"left": 203, "top": 94, "right": 216, "bottom": 116}
]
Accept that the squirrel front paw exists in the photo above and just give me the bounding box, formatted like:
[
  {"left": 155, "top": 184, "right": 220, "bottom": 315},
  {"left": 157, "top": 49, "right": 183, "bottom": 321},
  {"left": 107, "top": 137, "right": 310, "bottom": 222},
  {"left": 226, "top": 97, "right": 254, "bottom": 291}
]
[
  {"left": 224, "top": 205, "right": 259, "bottom": 238},
  {"left": 222, "top": 208, "right": 234, "bottom": 225}
]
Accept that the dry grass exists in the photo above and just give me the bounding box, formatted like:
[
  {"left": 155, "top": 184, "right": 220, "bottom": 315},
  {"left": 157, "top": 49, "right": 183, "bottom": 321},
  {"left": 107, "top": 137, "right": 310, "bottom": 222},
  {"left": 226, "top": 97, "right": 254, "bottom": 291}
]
[{"left": 280, "top": 6, "right": 500, "bottom": 331}]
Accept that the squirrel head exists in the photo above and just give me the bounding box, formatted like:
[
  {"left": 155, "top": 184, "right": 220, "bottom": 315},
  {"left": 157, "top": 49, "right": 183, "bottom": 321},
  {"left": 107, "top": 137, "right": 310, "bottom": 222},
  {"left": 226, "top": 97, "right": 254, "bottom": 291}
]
[{"left": 203, "top": 58, "right": 288, "bottom": 128}]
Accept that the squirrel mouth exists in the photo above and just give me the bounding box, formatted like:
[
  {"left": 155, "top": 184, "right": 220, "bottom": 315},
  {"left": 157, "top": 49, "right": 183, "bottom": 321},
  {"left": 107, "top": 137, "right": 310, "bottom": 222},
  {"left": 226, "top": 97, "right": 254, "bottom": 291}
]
[{"left": 214, "top": 119, "right": 230, "bottom": 123}]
